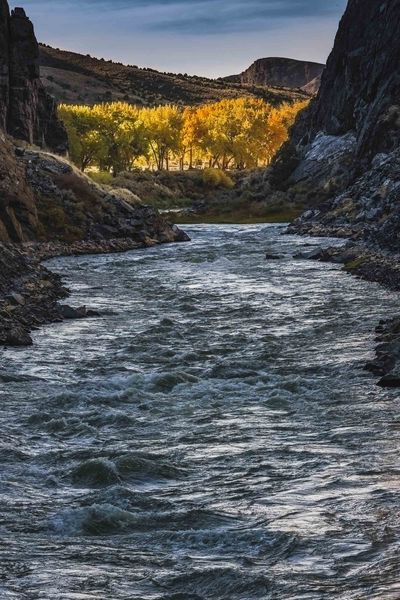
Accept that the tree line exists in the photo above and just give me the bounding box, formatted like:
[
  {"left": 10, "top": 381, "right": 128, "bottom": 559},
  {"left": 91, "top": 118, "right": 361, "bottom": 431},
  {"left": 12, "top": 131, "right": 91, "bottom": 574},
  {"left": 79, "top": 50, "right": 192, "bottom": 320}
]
[{"left": 59, "top": 98, "right": 308, "bottom": 176}]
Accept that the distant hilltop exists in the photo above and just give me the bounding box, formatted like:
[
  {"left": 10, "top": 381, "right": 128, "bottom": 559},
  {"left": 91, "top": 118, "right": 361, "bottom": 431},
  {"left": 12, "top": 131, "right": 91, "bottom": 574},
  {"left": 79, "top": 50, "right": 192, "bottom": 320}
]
[
  {"left": 38, "top": 45, "right": 310, "bottom": 107},
  {"left": 224, "top": 57, "right": 325, "bottom": 93}
]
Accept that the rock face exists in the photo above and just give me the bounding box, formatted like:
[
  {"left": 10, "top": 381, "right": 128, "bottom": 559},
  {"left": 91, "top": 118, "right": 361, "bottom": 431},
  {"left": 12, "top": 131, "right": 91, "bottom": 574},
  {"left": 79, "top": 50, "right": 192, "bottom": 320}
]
[
  {"left": 0, "top": 1, "right": 67, "bottom": 152},
  {"left": 284, "top": 0, "right": 400, "bottom": 161},
  {"left": 240, "top": 58, "right": 324, "bottom": 91},
  {"left": 272, "top": 0, "right": 400, "bottom": 244}
]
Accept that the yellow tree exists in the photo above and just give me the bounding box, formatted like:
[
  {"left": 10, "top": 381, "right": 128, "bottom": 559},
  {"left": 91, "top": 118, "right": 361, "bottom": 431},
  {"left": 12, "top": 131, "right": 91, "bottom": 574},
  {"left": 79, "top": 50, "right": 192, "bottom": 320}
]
[
  {"left": 60, "top": 98, "right": 309, "bottom": 174},
  {"left": 59, "top": 104, "right": 106, "bottom": 171},
  {"left": 91, "top": 102, "right": 148, "bottom": 176},
  {"left": 190, "top": 98, "right": 274, "bottom": 169},
  {"left": 263, "top": 100, "right": 309, "bottom": 164},
  {"left": 142, "top": 105, "right": 183, "bottom": 170}
]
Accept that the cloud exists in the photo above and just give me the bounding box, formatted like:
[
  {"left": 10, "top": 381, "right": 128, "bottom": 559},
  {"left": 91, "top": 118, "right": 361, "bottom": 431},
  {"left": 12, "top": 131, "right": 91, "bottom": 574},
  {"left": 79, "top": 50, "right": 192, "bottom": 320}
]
[
  {"left": 23, "top": 0, "right": 347, "bottom": 35},
  {"left": 20, "top": 0, "right": 346, "bottom": 77}
]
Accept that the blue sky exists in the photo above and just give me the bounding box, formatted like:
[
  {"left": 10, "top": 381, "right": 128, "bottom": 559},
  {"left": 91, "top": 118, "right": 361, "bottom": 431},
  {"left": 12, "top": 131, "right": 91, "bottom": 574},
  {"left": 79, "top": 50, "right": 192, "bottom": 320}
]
[{"left": 20, "top": 0, "right": 347, "bottom": 77}]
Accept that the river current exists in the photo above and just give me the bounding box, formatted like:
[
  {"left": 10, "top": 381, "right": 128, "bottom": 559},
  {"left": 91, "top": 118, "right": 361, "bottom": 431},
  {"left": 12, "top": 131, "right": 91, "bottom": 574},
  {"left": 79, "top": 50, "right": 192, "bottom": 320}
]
[{"left": 1, "top": 224, "right": 400, "bottom": 599}]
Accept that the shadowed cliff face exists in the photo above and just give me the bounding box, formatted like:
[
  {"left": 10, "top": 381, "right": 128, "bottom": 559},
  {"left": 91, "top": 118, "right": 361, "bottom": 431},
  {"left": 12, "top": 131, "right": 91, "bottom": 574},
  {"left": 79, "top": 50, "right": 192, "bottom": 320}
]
[
  {"left": 269, "top": 0, "right": 400, "bottom": 246},
  {"left": 0, "top": 1, "right": 67, "bottom": 152},
  {"left": 276, "top": 0, "right": 400, "bottom": 177},
  {"left": 295, "top": 0, "right": 400, "bottom": 158}
]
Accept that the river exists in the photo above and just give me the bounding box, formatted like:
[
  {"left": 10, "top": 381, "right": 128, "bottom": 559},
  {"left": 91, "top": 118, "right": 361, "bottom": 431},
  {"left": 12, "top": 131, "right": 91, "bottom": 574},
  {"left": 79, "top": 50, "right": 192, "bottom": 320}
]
[{"left": 1, "top": 224, "right": 400, "bottom": 599}]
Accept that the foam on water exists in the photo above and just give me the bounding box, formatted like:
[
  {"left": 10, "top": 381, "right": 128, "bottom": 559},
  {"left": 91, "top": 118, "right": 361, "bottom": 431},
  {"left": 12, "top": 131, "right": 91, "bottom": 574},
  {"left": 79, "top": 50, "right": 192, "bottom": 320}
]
[{"left": 1, "top": 224, "right": 400, "bottom": 599}]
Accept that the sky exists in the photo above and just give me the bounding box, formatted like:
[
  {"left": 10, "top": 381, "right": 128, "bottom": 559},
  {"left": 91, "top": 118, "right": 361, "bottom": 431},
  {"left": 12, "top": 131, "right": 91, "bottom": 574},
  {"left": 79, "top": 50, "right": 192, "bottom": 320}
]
[{"left": 20, "top": 0, "right": 348, "bottom": 77}]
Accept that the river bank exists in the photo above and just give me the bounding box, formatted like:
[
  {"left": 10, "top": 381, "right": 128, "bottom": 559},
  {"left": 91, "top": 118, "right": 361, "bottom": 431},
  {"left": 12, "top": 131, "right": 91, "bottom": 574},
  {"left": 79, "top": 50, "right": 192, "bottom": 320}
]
[
  {"left": 290, "top": 232, "right": 400, "bottom": 387},
  {"left": 0, "top": 232, "right": 189, "bottom": 347}
]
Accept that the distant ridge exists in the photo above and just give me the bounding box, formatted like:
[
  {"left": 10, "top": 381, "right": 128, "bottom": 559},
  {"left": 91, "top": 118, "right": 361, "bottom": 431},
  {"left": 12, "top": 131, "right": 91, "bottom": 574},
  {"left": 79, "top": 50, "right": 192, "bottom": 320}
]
[
  {"left": 224, "top": 57, "right": 325, "bottom": 93},
  {"left": 38, "top": 45, "right": 310, "bottom": 107}
]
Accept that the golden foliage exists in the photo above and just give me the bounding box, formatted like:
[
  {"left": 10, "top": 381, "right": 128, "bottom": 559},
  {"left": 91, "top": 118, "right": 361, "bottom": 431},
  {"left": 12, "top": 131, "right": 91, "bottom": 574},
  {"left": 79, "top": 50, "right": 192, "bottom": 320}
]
[{"left": 60, "top": 98, "right": 309, "bottom": 175}]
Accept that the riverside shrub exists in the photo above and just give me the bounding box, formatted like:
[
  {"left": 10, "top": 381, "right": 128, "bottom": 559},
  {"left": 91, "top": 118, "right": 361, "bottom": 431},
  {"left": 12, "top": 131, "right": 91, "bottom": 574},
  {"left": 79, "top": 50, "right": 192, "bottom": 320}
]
[{"left": 202, "top": 168, "right": 235, "bottom": 189}]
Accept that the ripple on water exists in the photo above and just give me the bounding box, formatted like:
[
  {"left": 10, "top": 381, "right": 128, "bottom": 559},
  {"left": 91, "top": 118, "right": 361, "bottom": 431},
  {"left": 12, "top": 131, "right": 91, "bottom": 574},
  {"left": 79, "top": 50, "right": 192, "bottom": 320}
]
[{"left": 1, "top": 225, "right": 400, "bottom": 599}]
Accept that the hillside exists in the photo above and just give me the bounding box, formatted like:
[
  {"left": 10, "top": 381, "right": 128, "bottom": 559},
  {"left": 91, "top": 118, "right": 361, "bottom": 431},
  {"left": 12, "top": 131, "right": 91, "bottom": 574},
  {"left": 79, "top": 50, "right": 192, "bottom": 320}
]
[
  {"left": 38, "top": 45, "right": 309, "bottom": 107},
  {"left": 224, "top": 57, "right": 325, "bottom": 92}
]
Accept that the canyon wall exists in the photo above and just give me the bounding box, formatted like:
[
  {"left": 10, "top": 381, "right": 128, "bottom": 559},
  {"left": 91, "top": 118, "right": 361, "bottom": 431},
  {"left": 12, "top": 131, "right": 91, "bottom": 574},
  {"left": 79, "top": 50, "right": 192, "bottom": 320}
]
[
  {"left": 272, "top": 0, "right": 400, "bottom": 247},
  {"left": 0, "top": 2, "right": 67, "bottom": 152}
]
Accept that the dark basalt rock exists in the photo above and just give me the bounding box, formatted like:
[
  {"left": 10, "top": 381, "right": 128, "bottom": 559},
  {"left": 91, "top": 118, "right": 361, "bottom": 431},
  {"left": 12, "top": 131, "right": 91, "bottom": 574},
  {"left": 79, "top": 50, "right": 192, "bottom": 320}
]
[
  {"left": 5, "top": 326, "right": 33, "bottom": 346},
  {"left": 0, "top": 1, "right": 67, "bottom": 153},
  {"left": 277, "top": 0, "right": 400, "bottom": 167},
  {"left": 0, "top": 242, "right": 69, "bottom": 347},
  {"left": 59, "top": 305, "right": 100, "bottom": 320},
  {"left": 378, "top": 372, "right": 400, "bottom": 388},
  {"left": 268, "top": 0, "right": 400, "bottom": 259}
]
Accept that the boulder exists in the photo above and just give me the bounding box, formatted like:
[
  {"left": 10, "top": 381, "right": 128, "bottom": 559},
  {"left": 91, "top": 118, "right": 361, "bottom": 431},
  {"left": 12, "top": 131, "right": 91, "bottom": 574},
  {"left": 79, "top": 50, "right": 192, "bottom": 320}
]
[
  {"left": 59, "top": 304, "right": 100, "bottom": 320},
  {"left": 5, "top": 326, "right": 33, "bottom": 346},
  {"left": 378, "top": 369, "right": 400, "bottom": 389}
]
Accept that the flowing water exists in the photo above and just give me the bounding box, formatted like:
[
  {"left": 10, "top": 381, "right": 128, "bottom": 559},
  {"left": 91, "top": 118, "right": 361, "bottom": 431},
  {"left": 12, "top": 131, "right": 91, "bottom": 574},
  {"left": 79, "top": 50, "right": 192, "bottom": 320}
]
[{"left": 1, "top": 224, "right": 400, "bottom": 600}]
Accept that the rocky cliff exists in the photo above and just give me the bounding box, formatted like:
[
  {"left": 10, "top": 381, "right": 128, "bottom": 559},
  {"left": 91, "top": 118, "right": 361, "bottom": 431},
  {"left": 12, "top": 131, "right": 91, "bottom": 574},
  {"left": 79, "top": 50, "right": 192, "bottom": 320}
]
[
  {"left": 239, "top": 58, "right": 324, "bottom": 91},
  {"left": 271, "top": 0, "right": 400, "bottom": 245},
  {"left": 0, "top": 2, "right": 67, "bottom": 152}
]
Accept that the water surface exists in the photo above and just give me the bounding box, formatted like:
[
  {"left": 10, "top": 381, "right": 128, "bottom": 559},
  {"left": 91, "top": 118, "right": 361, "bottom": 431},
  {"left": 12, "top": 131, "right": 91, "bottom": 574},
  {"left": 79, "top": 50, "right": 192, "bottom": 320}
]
[{"left": 1, "top": 224, "right": 400, "bottom": 599}]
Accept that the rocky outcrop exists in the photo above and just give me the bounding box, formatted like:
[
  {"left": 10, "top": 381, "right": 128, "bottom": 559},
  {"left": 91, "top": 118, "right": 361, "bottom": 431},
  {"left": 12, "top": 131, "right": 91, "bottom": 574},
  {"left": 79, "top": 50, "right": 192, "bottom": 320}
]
[
  {"left": 18, "top": 148, "right": 188, "bottom": 245},
  {"left": 0, "top": 141, "right": 189, "bottom": 244},
  {"left": 239, "top": 58, "right": 324, "bottom": 90},
  {"left": 0, "top": 243, "right": 68, "bottom": 346},
  {"left": 0, "top": 1, "right": 67, "bottom": 152},
  {"left": 301, "top": 75, "right": 321, "bottom": 95}
]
